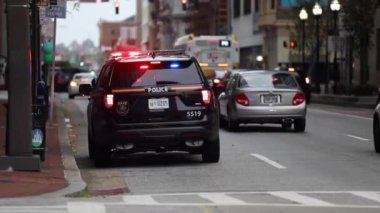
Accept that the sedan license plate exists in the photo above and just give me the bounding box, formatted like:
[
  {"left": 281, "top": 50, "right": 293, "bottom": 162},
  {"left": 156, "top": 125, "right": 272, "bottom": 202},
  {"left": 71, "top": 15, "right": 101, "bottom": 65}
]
[
  {"left": 148, "top": 98, "right": 169, "bottom": 110},
  {"left": 262, "top": 95, "right": 280, "bottom": 104}
]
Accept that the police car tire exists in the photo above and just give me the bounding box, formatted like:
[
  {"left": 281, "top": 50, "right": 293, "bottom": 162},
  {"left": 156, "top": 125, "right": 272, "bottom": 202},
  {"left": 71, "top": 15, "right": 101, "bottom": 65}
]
[
  {"left": 94, "top": 145, "right": 111, "bottom": 167},
  {"left": 202, "top": 138, "right": 220, "bottom": 163},
  {"left": 374, "top": 117, "right": 380, "bottom": 153},
  {"left": 88, "top": 132, "right": 94, "bottom": 159}
]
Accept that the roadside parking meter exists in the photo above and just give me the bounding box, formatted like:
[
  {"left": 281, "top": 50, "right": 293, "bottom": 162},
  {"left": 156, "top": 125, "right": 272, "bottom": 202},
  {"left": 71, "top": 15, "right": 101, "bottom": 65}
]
[
  {"left": 36, "top": 81, "right": 46, "bottom": 105},
  {"left": 32, "top": 82, "right": 47, "bottom": 161}
]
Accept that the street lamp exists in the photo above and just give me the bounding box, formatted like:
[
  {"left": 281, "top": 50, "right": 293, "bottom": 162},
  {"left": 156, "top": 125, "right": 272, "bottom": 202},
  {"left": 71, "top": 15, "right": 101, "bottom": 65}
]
[
  {"left": 299, "top": 8, "right": 308, "bottom": 76},
  {"left": 312, "top": 2, "right": 322, "bottom": 93},
  {"left": 330, "top": 0, "right": 341, "bottom": 93}
]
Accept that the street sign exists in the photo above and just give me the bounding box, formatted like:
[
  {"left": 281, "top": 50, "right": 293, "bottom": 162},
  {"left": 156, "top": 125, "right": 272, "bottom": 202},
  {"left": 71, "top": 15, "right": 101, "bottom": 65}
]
[{"left": 45, "top": 0, "right": 66, "bottom": 19}]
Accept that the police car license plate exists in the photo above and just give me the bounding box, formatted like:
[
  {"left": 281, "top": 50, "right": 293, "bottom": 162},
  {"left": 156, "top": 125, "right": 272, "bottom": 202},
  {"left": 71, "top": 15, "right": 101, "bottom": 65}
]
[{"left": 148, "top": 98, "right": 169, "bottom": 110}]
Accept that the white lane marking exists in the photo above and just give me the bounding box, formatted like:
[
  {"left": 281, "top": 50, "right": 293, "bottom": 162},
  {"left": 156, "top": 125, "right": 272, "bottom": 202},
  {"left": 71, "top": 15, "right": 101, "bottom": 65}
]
[
  {"left": 123, "top": 195, "right": 159, "bottom": 205},
  {"left": 67, "top": 202, "right": 106, "bottom": 213},
  {"left": 250, "top": 153, "right": 287, "bottom": 169},
  {"left": 346, "top": 134, "right": 370, "bottom": 141},
  {"left": 308, "top": 108, "right": 372, "bottom": 121},
  {"left": 199, "top": 193, "right": 246, "bottom": 205},
  {"left": 351, "top": 192, "right": 380, "bottom": 203},
  {"left": 0, "top": 211, "right": 65, "bottom": 213},
  {"left": 270, "top": 192, "right": 335, "bottom": 206}
]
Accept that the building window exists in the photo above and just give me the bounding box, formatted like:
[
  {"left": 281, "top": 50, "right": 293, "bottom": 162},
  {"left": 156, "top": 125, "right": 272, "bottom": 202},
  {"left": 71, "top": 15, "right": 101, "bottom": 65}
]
[
  {"left": 271, "top": 0, "right": 276, "bottom": 9},
  {"left": 234, "top": 0, "right": 241, "bottom": 18},
  {"left": 254, "top": 0, "right": 259, "bottom": 12},
  {"left": 377, "top": 29, "right": 380, "bottom": 71},
  {"left": 243, "top": 0, "right": 252, "bottom": 15}
]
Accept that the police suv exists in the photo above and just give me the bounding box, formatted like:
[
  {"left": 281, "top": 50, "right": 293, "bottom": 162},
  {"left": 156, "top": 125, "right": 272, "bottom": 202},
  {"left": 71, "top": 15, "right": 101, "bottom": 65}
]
[{"left": 81, "top": 50, "right": 220, "bottom": 167}]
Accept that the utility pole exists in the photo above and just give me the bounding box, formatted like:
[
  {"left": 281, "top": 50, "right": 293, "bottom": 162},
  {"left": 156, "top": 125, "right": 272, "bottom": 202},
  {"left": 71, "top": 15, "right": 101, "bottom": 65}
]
[{"left": 0, "top": 0, "right": 40, "bottom": 171}]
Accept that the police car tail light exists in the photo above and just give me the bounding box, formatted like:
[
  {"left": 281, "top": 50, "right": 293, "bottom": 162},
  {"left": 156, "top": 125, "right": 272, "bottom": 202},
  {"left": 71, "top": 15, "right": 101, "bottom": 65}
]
[
  {"left": 292, "top": 92, "right": 305, "bottom": 106},
  {"left": 104, "top": 94, "right": 114, "bottom": 109},
  {"left": 202, "top": 90, "right": 211, "bottom": 105},
  {"left": 129, "top": 51, "right": 140, "bottom": 57},
  {"left": 235, "top": 93, "right": 249, "bottom": 106}
]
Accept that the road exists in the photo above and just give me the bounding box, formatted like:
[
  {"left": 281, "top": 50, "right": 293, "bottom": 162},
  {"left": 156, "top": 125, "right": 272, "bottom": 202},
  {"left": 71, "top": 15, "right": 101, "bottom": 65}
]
[{"left": 3, "top": 94, "right": 379, "bottom": 213}]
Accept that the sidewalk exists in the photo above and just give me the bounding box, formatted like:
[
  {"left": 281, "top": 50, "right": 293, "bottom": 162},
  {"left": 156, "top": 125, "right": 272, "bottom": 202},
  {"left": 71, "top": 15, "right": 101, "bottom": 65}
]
[
  {"left": 0, "top": 97, "right": 67, "bottom": 198},
  {"left": 311, "top": 94, "right": 377, "bottom": 109}
]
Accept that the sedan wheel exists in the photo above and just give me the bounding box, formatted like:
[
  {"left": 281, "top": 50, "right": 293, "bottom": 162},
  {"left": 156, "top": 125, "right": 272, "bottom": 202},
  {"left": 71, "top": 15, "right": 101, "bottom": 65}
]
[
  {"left": 294, "top": 118, "right": 306, "bottom": 132},
  {"left": 374, "top": 117, "right": 380, "bottom": 153}
]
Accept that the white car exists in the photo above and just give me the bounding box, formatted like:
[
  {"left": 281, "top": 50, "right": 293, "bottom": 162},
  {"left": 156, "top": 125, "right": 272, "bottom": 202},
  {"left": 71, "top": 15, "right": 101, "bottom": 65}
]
[{"left": 68, "top": 73, "right": 95, "bottom": 99}]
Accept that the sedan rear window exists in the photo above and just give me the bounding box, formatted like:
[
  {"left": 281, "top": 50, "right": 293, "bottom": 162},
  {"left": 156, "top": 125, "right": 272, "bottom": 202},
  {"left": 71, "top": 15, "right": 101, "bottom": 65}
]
[
  {"left": 239, "top": 73, "right": 298, "bottom": 89},
  {"left": 111, "top": 61, "right": 202, "bottom": 88}
]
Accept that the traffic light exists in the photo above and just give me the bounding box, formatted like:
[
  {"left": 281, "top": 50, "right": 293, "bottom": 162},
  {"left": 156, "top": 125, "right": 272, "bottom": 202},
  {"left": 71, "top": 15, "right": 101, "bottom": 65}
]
[
  {"left": 43, "top": 41, "right": 54, "bottom": 64},
  {"left": 181, "top": 0, "right": 188, "bottom": 10},
  {"left": 289, "top": 40, "right": 297, "bottom": 49},
  {"left": 115, "top": 0, "right": 120, "bottom": 14}
]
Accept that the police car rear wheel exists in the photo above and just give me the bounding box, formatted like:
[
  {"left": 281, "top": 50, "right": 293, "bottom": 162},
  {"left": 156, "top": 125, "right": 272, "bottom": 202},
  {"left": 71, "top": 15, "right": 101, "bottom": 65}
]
[{"left": 202, "top": 138, "right": 220, "bottom": 163}]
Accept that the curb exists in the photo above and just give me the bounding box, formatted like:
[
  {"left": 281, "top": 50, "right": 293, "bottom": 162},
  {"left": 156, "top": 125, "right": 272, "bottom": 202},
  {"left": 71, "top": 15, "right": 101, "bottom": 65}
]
[
  {"left": 311, "top": 94, "right": 377, "bottom": 109},
  {"left": 39, "top": 100, "right": 87, "bottom": 198}
]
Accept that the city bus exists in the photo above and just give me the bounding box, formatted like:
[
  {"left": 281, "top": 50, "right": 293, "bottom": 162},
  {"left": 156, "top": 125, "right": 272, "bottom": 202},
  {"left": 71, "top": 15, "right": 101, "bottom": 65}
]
[{"left": 173, "top": 35, "right": 239, "bottom": 80}]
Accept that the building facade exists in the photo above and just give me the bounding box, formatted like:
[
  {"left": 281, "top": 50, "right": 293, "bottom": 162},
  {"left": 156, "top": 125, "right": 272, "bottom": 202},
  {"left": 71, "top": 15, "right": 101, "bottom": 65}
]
[
  {"left": 98, "top": 19, "right": 137, "bottom": 52},
  {"left": 157, "top": 0, "right": 188, "bottom": 49},
  {"left": 136, "top": 0, "right": 151, "bottom": 50},
  {"left": 0, "top": 0, "right": 6, "bottom": 57},
  {"left": 231, "top": 0, "right": 264, "bottom": 69},
  {"left": 367, "top": 8, "right": 380, "bottom": 87},
  {"left": 256, "top": 0, "right": 296, "bottom": 70}
]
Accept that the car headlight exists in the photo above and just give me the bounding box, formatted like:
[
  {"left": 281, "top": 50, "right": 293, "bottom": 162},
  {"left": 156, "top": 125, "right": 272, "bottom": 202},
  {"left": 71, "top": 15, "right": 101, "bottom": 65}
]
[
  {"left": 305, "top": 77, "right": 310, "bottom": 84},
  {"left": 70, "top": 81, "right": 78, "bottom": 87}
]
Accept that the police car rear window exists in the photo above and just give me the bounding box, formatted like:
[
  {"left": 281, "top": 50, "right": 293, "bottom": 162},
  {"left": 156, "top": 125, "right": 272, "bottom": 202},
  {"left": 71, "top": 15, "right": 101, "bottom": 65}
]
[{"left": 110, "top": 61, "right": 202, "bottom": 88}]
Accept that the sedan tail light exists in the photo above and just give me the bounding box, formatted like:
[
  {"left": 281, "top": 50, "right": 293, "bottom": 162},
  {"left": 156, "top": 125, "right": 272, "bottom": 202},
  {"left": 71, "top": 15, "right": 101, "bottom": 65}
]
[
  {"left": 292, "top": 92, "right": 305, "bottom": 106},
  {"left": 202, "top": 89, "right": 211, "bottom": 105},
  {"left": 104, "top": 94, "right": 114, "bottom": 109},
  {"left": 235, "top": 93, "right": 249, "bottom": 106}
]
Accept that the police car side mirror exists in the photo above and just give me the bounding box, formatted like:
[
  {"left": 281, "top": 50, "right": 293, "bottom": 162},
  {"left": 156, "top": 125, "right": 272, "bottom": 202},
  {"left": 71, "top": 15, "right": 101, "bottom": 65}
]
[
  {"left": 208, "top": 79, "right": 214, "bottom": 87},
  {"left": 79, "top": 84, "right": 93, "bottom": 96},
  {"left": 91, "top": 78, "right": 96, "bottom": 88}
]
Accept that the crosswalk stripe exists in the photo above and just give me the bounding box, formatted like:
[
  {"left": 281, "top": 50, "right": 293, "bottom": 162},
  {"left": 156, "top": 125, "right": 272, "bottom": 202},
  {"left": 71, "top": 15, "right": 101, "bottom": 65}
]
[
  {"left": 67, "top": 202, "right": 106, "bottom": 213},
  {"left": 270, "top": 192, "right": 335, "bottom": 206},
  {"left": 0, "top": 211, "right": 65, "bottom": 213},
  {"left": 123, "top": 195, "right": 159, "bottom": 205},
  {"left": 351, "top": 192, "right": 380, "bottom": 203},
  {"left": 198, "top": 193, "right": 246, "bottom": 205}
]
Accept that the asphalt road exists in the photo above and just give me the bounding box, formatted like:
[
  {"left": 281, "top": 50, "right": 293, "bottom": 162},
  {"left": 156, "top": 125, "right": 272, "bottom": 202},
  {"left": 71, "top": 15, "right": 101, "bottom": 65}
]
[{"left": 9, "top": 93, "right": 376, "bottom": 213}]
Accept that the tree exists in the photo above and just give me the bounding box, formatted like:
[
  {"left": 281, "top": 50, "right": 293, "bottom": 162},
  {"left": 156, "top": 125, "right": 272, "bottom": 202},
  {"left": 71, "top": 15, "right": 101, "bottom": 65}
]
[{"left": 341, "top": 0, "right": 380, "bottom": 85}]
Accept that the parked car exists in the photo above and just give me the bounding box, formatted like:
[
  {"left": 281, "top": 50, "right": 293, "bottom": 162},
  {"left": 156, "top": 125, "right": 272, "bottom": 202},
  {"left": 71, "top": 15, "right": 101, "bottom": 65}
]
[
  {"left": 219, "top": 70, "right": 307, "bottom": 132},
  {"left": 82, "top": 50, "right": 220, "bottom": 167},
  {"left": 68, "top": 72, "right": 96, "bottom": 99},
  {"left": 373, "top": 104, "right": 380, "bottom": 153},
  {"left": 55, "top": 67, "right": 91, "bottom": 92}
]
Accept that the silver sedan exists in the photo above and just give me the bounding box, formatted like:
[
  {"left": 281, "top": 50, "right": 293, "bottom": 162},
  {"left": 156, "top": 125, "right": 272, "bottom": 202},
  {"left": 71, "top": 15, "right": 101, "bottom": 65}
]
[{"left": 218, "top": 71, "right": 307, "bottom": 132}]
